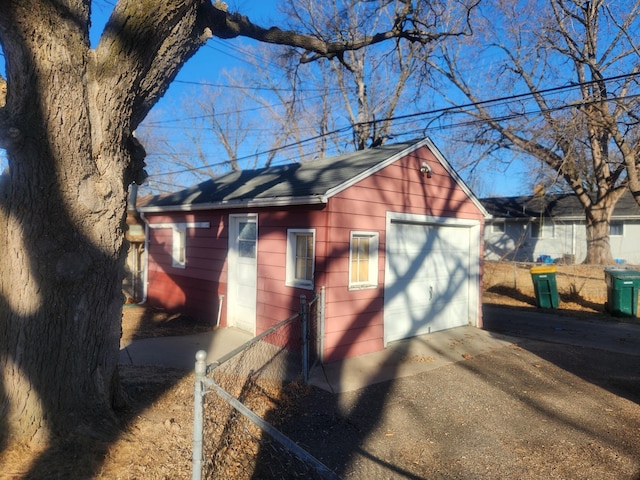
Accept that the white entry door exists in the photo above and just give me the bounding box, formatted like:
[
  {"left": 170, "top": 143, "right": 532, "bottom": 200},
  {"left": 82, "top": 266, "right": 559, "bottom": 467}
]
[
  {"left": 228, "top": 214, "right": 257, "bottom": 334},
  {"left": 384, "top": 214, "right": 480, "bottom": 345}
]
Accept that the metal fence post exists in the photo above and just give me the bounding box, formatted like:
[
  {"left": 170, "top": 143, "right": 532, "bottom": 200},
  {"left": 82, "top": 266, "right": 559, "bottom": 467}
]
[
  {"left": 300, "top": 294, "right": 309, "bottom": 383},
  {"left": 192, "top": 350, "right": 207, "bottom": 480}
]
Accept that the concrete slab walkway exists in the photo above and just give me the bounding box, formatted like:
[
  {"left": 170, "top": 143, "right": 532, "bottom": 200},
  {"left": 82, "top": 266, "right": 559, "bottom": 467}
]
[
  {"left": 119, "top": 327, "right": 253, "bottom": 370},
  {"left": 308, "top": 326, "right": 515, "bottom": 393}
]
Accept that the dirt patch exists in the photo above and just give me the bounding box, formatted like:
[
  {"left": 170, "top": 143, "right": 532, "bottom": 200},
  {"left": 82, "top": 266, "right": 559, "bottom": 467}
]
[
  {"left": 483, "top": 260, "right": 640, "bottom": 318},
  {"left": 120, "top": 304, "right": 213, "bottom": 345},
  {"left": 2, "top": 263, "right": 639, "bottom": 479}
]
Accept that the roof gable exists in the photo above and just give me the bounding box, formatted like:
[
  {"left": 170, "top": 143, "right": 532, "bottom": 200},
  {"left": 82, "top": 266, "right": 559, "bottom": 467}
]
[{"left": 140, "top": 138, "right": 487, "bottom": 216}]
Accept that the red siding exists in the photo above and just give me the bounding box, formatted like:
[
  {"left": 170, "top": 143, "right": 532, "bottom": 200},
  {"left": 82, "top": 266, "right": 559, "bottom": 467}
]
[
  {"left": 143, "top": 143, "right": 485, "bottom": 362},
  {"left": 145, "top": 212, "right": 228, "bottom": 323},
  {"left": 320, "top": 144, "right": 485, "bottom": 360}
]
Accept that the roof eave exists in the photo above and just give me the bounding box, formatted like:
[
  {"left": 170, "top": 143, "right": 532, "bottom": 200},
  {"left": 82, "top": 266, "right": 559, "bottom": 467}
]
[{"left": 139, "top": 195, "right": 328, "bottom": 213}]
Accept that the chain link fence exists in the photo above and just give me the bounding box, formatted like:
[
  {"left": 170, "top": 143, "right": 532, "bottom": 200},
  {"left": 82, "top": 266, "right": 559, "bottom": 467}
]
[{"left": 192, "top": 293, "right": 337, "bottom": 480}]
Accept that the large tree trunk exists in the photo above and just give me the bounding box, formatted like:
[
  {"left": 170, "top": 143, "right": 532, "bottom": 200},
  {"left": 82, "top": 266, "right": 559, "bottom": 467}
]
[
  {"left": 0, "top": 3, "right": 131, "bottom": 444},
  {"left": 0, "top": 0, "right": 453, "bottom": 448},
  {"left": 0, "top": 0, "right": 211, "bottom": 444},
  {"left": 583, "top": 207, "right": 615, "bottom": 265},
  {"left": 581, "top": 193, "right": 622, "bottom": 265}
]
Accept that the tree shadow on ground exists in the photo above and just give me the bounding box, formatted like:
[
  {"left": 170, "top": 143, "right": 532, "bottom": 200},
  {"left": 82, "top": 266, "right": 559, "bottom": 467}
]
[
  {"left": 486, "top": 285, "right": 536, "bottom": 306},
  {"left": 1, "top": 305, "right": 196, "bottom": 479},
  {"left": 558, "top": 290, "right": 605, "bottom": 312}
]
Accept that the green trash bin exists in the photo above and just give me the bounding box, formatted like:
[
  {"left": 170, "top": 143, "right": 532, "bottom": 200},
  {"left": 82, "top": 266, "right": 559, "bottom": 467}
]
[
  {"left": 530, "top": 265, "right": 559, "bottom": 308},
  {"left": 604, "top": 269, "right": 640, "bottom": 317}
]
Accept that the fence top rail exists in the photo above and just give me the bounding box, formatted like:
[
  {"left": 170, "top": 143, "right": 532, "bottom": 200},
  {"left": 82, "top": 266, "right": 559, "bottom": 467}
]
[{"left": 207, "top": 311, "right": 300, "bottom": 373}]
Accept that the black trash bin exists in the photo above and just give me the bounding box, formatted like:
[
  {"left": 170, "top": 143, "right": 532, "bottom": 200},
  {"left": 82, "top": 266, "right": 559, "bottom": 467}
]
[{"left": 604, "top": 269, "right": 640, "bottom": 317}]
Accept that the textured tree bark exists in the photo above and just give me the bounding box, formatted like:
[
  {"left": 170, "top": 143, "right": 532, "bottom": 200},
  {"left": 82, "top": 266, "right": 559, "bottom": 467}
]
[
  {"left": 583, "top": 206, "right": 615, "bottom": 265},
  {"left": 0, "top": 0, "right": 210, "bottom": 444},
  {"left": 0, "top": 2, "right": 130, "bottom": 444},
  {"left": 0, "top": 0, "right": 451, "bottom": 445}
]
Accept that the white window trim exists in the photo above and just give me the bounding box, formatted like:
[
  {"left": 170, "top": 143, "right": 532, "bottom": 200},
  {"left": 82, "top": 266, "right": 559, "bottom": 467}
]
[
  {"left": 348, "top": 231, "right": 379, "bottom": 290},
  {"left": 147, "top": 222, "right": 210, "bottom": 269},
  {"left": 610, "top": 221, "right": 624, "bottom": 236},
  {"left": 285, "top": 229, "right": 315, "bottom": 290},
  {"left": 172, "top": 225, "right": 187, "bottom": 268}
]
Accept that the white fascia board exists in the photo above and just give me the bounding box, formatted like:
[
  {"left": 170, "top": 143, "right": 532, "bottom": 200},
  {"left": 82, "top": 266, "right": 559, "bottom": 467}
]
[
  {"left": 422, "top": 138, "right": 491, "bottom": 219},
  {"left": 139, "top": 195, "right": 328, "bottom": 213},
  {"left": 148, "top": 221, "right": 210, "bottom": 229},
  {"left": 322, "top": 137, "right": 491, "bottom": 219},
  {"left": 323, "top": 139, "right": 432, "bottom": 200}
]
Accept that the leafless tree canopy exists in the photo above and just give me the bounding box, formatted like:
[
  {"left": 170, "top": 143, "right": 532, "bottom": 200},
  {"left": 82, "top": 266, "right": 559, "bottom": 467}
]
[
  {"left": 0, "top": 0, "right": 478, "bottom": 448},
  {"left": 427, "top": 0, "right": 640, "bottom": 263}
]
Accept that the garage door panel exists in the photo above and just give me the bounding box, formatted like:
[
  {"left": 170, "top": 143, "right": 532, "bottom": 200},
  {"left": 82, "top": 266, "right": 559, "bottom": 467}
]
[{"left": 384, "top": 220, "right": 474, "bottom": 344}]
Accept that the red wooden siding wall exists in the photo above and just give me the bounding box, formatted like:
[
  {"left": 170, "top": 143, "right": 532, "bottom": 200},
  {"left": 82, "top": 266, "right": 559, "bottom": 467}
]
[
  {"left": 143, "top": 143, "right": 485, "bottom": 362},
  {"left": 145, "top": 212, "right": 228, "bottom": 322},
  {"left": 320, "top": 145, "right": 485, "bottom": 361}
]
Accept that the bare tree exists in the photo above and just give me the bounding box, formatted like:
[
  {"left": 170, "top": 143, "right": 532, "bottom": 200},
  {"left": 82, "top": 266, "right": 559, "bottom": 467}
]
[
  {"left": 266, "top": 0, "right": 478, "bottom": 152},
  {"left": 427, "top": 0, "right": 640, "bottom": 264},
  {"left": 143, "top": 0, "right": 477, "bottom": 183},
  {"left": 0, "top": 0, "right": 473, "bottom": 445}
]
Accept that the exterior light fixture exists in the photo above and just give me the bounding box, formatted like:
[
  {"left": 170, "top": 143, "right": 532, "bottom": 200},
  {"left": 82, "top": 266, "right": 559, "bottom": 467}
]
[{"left": 420, "top": 161, "right": 432, "bottom": 178}]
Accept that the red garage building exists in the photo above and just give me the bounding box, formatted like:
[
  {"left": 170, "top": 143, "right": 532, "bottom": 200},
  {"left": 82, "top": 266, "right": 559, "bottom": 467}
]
[{"left": 138, "top": 138, "right": 488, "bottom": 362}]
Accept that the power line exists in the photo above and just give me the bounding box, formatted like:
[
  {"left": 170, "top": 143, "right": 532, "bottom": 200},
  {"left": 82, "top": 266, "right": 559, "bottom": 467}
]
[
  {"left": 173, "top": 78, "right": 341, "bottom": 93},
  {"left": 146, "top": 72, "right": 640, "bottom": 179}
]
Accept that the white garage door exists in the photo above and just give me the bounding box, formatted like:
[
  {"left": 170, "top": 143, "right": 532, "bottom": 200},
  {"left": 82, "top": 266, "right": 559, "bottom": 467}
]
[{"left": 384, "top": 214, "right": 480, "bottom": 345}]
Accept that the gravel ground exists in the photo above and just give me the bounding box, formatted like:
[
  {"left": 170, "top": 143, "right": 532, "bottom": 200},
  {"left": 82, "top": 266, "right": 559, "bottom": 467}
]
[
  {"left": 277, "top": 340, "right": 640, "bottom": 479},
  {"left": 4, "top": 263, "right": 640, "bottom": 479}
]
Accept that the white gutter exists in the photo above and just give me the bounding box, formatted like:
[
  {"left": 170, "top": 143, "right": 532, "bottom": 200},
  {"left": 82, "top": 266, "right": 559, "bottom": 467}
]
[
  {"left": 139, "top": 211, "right": 150, "bottom": 304},
  {"left": 139, "top": 194, "right": 328, "bottom": 213}
]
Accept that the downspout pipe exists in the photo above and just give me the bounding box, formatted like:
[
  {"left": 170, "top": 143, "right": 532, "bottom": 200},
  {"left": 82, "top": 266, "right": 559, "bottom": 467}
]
[{"left": 139, "top": 210, "right": 149, "bottom": 305}]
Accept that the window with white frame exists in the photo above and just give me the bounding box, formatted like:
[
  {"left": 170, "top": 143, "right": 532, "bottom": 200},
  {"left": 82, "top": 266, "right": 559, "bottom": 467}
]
[
  {"left": 172, "top": 225, "right": 187, "bottom": 268},
  {"left": 530, "top": 220, "right": 553, "bottom": 239},
  {"left": 349, "top": 231, "right": 379, "bottom": 289},
  {"left": 610, "top": 221, "right": 624, "bottom": 236},
  {"left": 286, "top": 229, "right": 315, "bottom": 289},
  {"left": 492, "top": 222, "right": 505, "bottom": 233}
]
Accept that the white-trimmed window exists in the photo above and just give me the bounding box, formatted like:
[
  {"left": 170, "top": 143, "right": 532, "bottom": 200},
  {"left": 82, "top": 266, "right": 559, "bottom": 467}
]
[
  {"left": 610, "top": 221, "right": 624, "bottom": 236},
  {"left": 286, "top": 229, "right": 315, "bottom": 289},
  {"left": 492, "top": 222, "right": 505, "bottom": 233},
  {"left": 172, "top": 225, "right": 187, "bottom": 268},
  {"left": 531, "top": 220, "right": 553, "bottom": 239},
  {"left": 349, "top": 231, "right": 379, "bottom": 290}
]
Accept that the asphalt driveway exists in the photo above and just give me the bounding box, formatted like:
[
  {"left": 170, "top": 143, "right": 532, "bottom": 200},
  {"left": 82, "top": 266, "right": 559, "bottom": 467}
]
[
  {"left": 276, "top": 306, "right": 640, "bottom": 479},
  {"left": 120, "top": 305, "right": 640, "bottom": 478}
]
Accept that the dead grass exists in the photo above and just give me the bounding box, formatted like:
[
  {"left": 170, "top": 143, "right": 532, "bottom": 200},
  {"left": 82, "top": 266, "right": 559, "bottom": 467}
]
[
  {"left": 1, "top": 262, "right": 638, "bottom": 479},
  {"left": 483, "top": 260, "right": 640, "bottom": 317}
]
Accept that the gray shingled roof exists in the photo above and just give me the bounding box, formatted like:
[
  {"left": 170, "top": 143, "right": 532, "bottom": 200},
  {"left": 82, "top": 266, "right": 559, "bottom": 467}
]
[
  {"left": 140, "top": 141, "right": 420, "bottom": 209},
  {"left": 482, "top": 191, "right": 640, "bottom": 220}
]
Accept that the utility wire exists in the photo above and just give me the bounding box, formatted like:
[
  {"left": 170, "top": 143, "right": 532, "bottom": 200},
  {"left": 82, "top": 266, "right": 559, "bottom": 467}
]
[
  {"left": 148, "top": 71, "right": 640, "bottom": 130},
  {"left": 146, "top": 72, "right": 640, "bottom": 178}
]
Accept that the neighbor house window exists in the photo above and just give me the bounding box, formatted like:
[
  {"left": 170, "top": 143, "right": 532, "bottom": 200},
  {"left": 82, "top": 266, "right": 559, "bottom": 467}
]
[
  {"left": 172, "top": 225, "right": 187, "bottom": 268},
  {"left": 286, "top": 229, "right": 315, "bottom": 289},
  {"left": 349, "top": 231, "right": 379, "bottom": 289},
  {"left": 530, "top": 220, "right": 553, "bottom": 239},
  {"left": 492, "top": 222, "right": 505, "bottom": 233},
  {"left": 610, "top": 221, "right": 624, "bottom": 236}
]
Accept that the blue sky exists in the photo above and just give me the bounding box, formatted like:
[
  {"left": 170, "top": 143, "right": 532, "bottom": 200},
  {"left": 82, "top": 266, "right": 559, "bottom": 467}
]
[{"left": 0, "top": 0, "right": 527, "bottom": 198}]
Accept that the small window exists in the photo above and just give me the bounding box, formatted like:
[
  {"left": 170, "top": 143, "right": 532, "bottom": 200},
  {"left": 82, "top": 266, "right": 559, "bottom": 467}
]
[
  {"left": 237, "top": 221, "right": 257, "bottom": 258},
  {"left": 610, "top": 221, "right": 624, "bottom": 236},
  {"left": 492, "top": 222, "right": 505, "bottom": 233},
  {"left": 172, "top": 225, "right": 186, "bottom": 268},
  {"left": 286, "top": 229, "right": 315, "bottom": 289},
  {"left": 530, "top": 220, "right": 553, "bottom": 239},
  {"left": 349, "top": 232, "right": 379, "bottom": 289}
]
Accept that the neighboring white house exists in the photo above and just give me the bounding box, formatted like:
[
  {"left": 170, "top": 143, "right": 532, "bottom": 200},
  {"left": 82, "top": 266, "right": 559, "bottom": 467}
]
[{"left": 482, "top": 192, "right": 640, "bottom": 264}]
